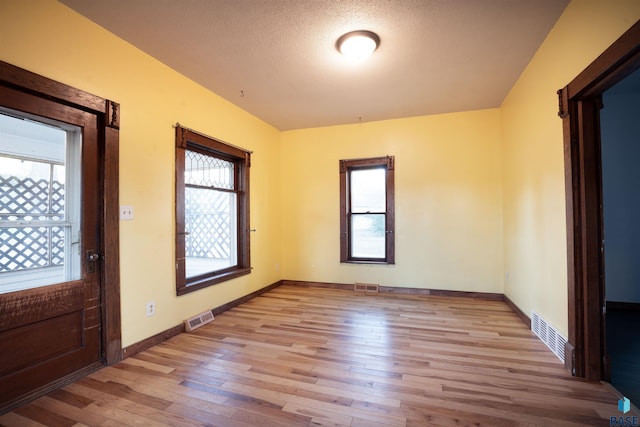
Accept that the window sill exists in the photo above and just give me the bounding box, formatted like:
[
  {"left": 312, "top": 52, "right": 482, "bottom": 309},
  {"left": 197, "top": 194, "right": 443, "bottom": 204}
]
[
  {"left": 177, "top": 267, "right": 251, "bottom": 296},
  {"left": 341, "top": 260, "right": 394, "bottom": 265}
]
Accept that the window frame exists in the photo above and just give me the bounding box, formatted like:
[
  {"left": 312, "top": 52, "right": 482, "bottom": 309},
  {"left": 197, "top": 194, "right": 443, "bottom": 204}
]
[
  {"left": 339, "top": 156, "right": 395, "bottom": 264},
  {"left": 175, "top": 126, "right": 251, "bottom": 295}
]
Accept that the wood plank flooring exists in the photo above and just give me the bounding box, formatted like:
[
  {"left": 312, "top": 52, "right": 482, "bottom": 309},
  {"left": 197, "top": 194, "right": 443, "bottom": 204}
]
[
  {"left": 607, "top": 307, "right": 640, "bottom": 407},
  {"left": 1, "top": 284, "right": 635, "bottom": 426}
]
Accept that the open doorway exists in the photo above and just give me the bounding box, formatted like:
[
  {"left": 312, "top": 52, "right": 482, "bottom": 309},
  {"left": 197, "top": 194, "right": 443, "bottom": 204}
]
[
  {"left": 600, "top": 68, "right": 640, "bottom": 405},
  {"left": 559, "top": 20, "right": 640, "bottom": 391}
]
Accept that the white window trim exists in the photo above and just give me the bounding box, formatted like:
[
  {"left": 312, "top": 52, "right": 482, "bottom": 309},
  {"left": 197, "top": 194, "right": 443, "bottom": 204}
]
[{"left": 0, "top": 110, "right": 82, "bottom": 294}]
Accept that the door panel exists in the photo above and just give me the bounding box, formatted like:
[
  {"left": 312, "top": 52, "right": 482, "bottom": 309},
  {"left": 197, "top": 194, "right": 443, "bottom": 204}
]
[
  {"left": 0, "top": 85, "right": 102, "bottom": 405},
  {"left": 0, "top": 285, "right": 84, "bottom": 376}
]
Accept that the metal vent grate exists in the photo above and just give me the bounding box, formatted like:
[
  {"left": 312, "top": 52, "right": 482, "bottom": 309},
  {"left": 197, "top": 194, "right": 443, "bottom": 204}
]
[
  {"left": 185, "top": 310, "right": 214, "bottom": 332},
  {"left": 354, "top": 283, "right": 379, "bottom": 293},
  {"left": 531, "top": 311, "right": 567, "bottom": 363}
]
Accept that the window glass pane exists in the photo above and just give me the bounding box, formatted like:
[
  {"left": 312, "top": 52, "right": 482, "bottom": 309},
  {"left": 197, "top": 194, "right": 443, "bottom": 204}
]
[
  {"left": 185, "top": 186, "right": 237, "bottom": 279},
  {"left": 0, "top": 111, "right": 80, "bottom": 293},
  {"left": 185, "top": 149, "right": 234, "bottom": 190},
  {"left": 350, "top": 168, "right": 385, "bottom": 213},
  {"left": 351, "top": 214, "right": 385, "bottom": 258},
  {"left": 52, "top": 164, "right": 66, "bottom": 221}
]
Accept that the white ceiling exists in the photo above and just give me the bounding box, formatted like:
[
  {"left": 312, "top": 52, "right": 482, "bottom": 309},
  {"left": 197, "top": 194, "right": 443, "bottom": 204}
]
[{"left": 59, "top": 0, "right": 569, "bottom": 131}]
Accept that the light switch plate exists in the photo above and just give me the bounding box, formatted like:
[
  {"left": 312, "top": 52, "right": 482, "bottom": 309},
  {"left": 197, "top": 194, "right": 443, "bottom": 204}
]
[{"left": 120, "top": 205, "right": 134, "bottom": 220}]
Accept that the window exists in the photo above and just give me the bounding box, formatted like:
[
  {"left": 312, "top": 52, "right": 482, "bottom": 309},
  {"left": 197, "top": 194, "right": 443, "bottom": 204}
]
[
  {"left": 339, "top": 156, "right": 395, "bottom": 264},
  {"left": 0, "top": 109, "right": 82, "bottom": 293},
  {"left": 175, "top": 126, "right": 251, "bottom": 295}
]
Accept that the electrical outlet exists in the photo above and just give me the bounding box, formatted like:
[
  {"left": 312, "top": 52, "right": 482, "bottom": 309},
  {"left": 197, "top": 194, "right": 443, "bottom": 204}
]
[
  {"left": 120, "top": 205, "right": 134, "bottom": 220},
  {"left": 146, "top": 301, "right": 155, "bottom": 317}
]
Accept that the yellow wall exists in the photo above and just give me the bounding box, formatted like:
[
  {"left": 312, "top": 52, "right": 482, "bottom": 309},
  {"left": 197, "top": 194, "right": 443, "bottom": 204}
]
[
  {"left": 0, "top": 0, "right": 282, "bottom": 347},
  {"left": 281, "top": 110, "right": 504, "bottom": 293},
  {"left": 501, "top": 0, "right": 640, "bottom": 336},
  {"left": 3, "top": 0, "right": 640, "bottom": 351}
]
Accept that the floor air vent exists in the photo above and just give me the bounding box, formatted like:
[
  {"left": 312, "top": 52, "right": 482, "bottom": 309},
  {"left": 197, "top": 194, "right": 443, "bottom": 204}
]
[
  {"left": 531, "top": 311, "right": 566, "bottom": 363},
  {"left": 354, "top": 283, "right": 379, "bottom": 293},
  {"left": 185, "top": 310, "right": 214, "bottom": 332}
]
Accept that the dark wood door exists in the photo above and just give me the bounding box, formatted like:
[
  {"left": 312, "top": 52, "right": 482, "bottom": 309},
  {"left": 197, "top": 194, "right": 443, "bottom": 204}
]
[{"left": 0, "top": 85, "right": 103, "bottom": 405}]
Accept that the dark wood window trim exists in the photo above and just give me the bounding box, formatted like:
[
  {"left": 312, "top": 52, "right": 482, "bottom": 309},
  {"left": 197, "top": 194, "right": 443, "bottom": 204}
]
[
  {"left": 0, "top": 60, "right": 122, "bottom": 365},
  {"left": 175, "top": 125, "right": 251, "bottom": 296},
  {"left": 558, "top": 19, "right": 640, "bottom": 380},
  {"left": 339, "top": 156, "right": 395, "bottom": 264}
]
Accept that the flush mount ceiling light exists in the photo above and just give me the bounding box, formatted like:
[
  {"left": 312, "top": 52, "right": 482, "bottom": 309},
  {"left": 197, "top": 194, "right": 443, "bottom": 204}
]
[{"left": 336, "top": 30, "right": 380, "bottom": 61}]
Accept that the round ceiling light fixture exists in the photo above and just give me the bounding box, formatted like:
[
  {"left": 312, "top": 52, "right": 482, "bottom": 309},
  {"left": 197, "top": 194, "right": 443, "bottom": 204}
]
[{"left": 336, "top": 30, "right": 380, "bottom": 61}]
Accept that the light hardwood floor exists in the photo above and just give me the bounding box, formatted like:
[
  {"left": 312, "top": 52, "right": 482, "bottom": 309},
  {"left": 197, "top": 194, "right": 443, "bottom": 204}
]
[{"left": 0, "top": 284, "right": 634, "bottom": 426}]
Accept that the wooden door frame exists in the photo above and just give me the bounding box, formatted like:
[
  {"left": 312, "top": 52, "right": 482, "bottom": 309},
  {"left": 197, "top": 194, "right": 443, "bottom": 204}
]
[
  {"left": 0, "top": 61, "right": 122, "bottom": 365},
  {"left": 558, "top": 20, "right": 640, "bottom": 380}
]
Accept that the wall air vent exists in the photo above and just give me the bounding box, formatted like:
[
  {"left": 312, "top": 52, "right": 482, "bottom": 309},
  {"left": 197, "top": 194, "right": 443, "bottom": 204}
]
[
  {"left": 354, "top": 283, "right": 379, "bottom": 293},
  {"left": 185, "top": 310, "right": 214, "bottom": 332},
  {"left": 531, "top": 311, "right": 567, "bottom": 363}
]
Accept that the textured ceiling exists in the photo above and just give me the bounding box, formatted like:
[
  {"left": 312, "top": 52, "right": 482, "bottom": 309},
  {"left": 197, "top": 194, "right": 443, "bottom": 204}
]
[{"left": 59, "top": 0, "right": 569, "bottom": 131}]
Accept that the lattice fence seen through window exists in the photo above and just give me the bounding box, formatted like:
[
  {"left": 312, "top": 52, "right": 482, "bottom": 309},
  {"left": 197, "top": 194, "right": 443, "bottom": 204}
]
[
  {"left": 185, "top": 188, "right": 232, "bottom": 259},
  {"left": 0, "top": 174, "right": 65, "bottom": 272}
]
